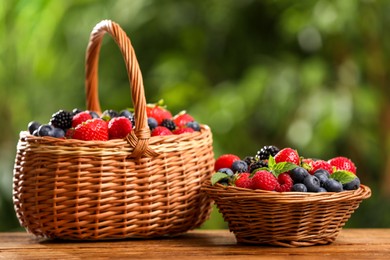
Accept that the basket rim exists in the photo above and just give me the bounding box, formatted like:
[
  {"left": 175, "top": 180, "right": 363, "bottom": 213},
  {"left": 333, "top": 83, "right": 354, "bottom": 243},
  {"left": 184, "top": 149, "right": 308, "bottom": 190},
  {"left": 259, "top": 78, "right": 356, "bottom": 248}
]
[{"left": 202, "top": 181, "right": 371, "bottom": 203}]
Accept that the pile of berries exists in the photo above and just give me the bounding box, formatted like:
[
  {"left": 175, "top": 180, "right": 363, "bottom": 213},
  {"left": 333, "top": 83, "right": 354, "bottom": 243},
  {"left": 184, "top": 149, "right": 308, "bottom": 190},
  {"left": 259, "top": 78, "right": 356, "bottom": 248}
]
[
  {"left": 212, "top": 145, "right": 361, "bottom": 193},
  {"left": 26, "top": 101, "right": 201, "bottom": 141}
]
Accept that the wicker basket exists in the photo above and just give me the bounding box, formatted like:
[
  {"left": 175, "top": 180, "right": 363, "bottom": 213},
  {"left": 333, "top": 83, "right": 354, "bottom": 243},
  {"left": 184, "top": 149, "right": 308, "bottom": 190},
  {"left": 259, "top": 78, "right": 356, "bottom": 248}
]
[
  {"left": 13, "top": 20, "right": 214, "bottom": 240},
  {"left": 202, "top": 181, "right": 371, "bottom": 247}
]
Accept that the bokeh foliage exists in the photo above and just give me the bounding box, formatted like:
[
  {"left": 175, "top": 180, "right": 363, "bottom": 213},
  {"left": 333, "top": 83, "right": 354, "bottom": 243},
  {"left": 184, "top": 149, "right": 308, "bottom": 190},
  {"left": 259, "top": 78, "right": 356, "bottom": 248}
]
[{"left": 1, "top": 0, "right": 390, "bottom": 231}]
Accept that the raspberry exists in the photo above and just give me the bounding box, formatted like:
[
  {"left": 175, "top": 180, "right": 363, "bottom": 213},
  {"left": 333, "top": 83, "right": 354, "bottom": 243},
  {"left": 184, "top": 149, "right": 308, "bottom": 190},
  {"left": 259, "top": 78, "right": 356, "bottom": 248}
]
[
  {"left": 274, "top": 148, "right": 300, "bottom": 165},
  {"left": 214, "top": 154, "right": 241, "bottom": 172},
  {"left": 309, "top": 160, "right": 333, "bottom": 175},
  {"left": 275, "top": 173, "right": 294, "bottom": 192},
  {"left": 72, "top": 111, "right": 92, "bottom": 128},
  {"left": 151, "top": 126, "right": 172, "bottom": 136},
  {"left": 235, "top": 173, "right": 253, "bottom": 189},
  {"left": 108, "top": 116, "right": 133, "bottom": 139},
  {"left": 328, "top": 156, "right": 357, "bottom": 174},
  {"left": 72, "top": 118, "right": 108, "bottom": 141},
  {"left": 252, "top": 170, "right": 278, "bottom": 191}
]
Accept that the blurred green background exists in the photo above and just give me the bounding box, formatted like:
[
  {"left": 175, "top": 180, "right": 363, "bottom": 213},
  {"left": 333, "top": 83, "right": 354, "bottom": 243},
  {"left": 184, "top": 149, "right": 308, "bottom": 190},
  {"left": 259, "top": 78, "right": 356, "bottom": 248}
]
[{"left": 1, "top": 0, "right": 390, "bottom": 231}]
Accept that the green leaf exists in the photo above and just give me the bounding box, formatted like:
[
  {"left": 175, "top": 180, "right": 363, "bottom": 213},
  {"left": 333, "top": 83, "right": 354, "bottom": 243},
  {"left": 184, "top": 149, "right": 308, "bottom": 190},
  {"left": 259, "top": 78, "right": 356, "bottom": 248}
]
[
  {"left": 211, "top": 172, "right": 228, "bottom": 185},
  {"left": 268, "top": 155, "right": 276, "bottom": 168},
  {"left": 330, "top": 170, "right": 356, "bottom": 184},
  {"left": 272, "top": 162, "right": 298, "bottom": 177}
]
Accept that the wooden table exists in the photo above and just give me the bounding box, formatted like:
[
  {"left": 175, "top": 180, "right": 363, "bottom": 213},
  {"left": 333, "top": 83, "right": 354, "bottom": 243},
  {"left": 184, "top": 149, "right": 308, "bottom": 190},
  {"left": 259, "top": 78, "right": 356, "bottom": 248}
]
[{"left": 1, "top": 229, "right": 389, "bottom": 259}]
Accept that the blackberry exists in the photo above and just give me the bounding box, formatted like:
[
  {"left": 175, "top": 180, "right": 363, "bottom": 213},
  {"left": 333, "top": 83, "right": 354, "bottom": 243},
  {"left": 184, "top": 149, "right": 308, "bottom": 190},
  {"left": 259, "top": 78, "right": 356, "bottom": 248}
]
[
  {"left": 161, "top": 119, "right": 176, "bottom": 131},
  {"left": 249, "top": 160, "right": 268, "bottom": 173},
  {"left": 50, "top": 110, "right": 73, "bottom": 130},
  {"left": 243, "top": 156, "right": 256, "bottom": 166},
  {"left": 256, "top": 145, "right": 280, "bottom": 160}
]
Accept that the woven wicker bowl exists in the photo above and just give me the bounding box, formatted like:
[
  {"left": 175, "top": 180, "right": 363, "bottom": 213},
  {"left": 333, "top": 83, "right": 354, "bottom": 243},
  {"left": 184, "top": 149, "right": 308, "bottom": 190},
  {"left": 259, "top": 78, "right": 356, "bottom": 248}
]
[
  {"left": 13, "top": 20, "right": 214, "bottom": 240},
  {"left": 203, "top": 182, "right": 371, "bottom": 247}
]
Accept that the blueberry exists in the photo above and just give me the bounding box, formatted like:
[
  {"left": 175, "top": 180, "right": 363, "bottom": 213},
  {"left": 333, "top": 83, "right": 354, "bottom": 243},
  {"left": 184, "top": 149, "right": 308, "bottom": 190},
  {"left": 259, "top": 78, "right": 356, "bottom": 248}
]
[
  {"left": 303, "top": 175, "right": 321, "bottom": 192},
  {"left": 324, "top": 179, "right": 343, "bottom": 192},
  {"left": 292, "top": 183, "right": 307, "bottom": 192},
  {"left": 52, "top": 127, "right": 65, "bottom": 138},
  {"left": 120, "top": 110, "right": 135, "bottom": 127},
  {"left": 28, "top": 121, "right": 41, "bottom": 135},
  {"left": 89, "top": 111, "right": 100, "bottom": 119},
  {"left": 317, "top": 187, "right": 328, "bottom": 192},
  {"left": 147, "top": 117, "right": 158, "bottom": 130},
  {"left": 314, "top": 169, "right": 330, "bottom": 186},
  {"left": 231, "top": 160, "right": 248, "bottom": 173},
  {"left": 217, "top": 168, "right": 234, "bottom": 178},
  {"left": 343, "top": 177, "right": 360, "bottom": 190},
  {"left": 186, "top": 121, "right": 201, "bottom": 131},
  {"left": 290, "top": 167, "right": 310, "bottom": 183},
  {"left": 37, "top": 124, "right": 55, "bottom": 137},
  {"left": 101, "top": 109, "right": 118, "bottom": 120}
]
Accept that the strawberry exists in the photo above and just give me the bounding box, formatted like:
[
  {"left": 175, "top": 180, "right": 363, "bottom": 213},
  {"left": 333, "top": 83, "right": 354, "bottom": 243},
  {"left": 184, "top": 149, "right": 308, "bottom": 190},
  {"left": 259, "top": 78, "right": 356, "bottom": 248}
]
[
  {"left": 275, "top": 173, "right": 294, "bottom": 192},
  {"left": 328, "top": 156, "right": 357, "bottom": 174},
  {"left": 274, "top": 148, "right": 300, "bottom": 165},
  {"left": 172, "top": 127, "right": 195, "bottom": 135},
  {"left": 72, "top": 118, "right": 108, "bottom": 141},
  {"left": 65, "top": 128, "right": 75, "bottom": 139},
  {"left": 173, "top": 112, "right": 194, "bottom": 128},
  {"left": 108, "top": 116, "right": 133, "bottom": 139},
  {"left": 146, "top": 104, "right": 172, "bottom": 125},
  {"left": 151, "top": 126, "right": 173, "bottom": 136},
  {"left": 251, "top": 170, "right": 278, "bottom": 191},
  {"left": 308, "top": 159, "right": 334, "bottom": 175},
  {"left": 235, "top": 173, "right": 253, "bottom": 189},
  {"left": 214, "top": 154, "right": 241, "bottom": 171},
  {"left": 72, "top": 111, "right": 92, "bottom": 128}
]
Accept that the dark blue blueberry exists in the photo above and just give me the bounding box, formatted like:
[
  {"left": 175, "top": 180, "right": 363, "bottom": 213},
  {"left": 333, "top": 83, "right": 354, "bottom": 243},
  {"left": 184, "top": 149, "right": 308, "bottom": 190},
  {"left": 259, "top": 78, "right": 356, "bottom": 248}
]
[
  {"left": 314, "top": 169, "right": 330, "bottom": 186},
  {"left": 37, "top": 124, "right": 55, "bottom": 137},
  {"left": 52, "top": 127, "right": 65, "bottom": 138},
  {"left": 317, "top": 187, "right": 328, "bottom": 192},
  {"left": 343, "top": 177, "right": 360, "bottom": 190},
  {"left": 89, "top": 111, "right": 100, "bottom": 119},
  {"left": 217, "top": 168, "right": 234, "bottom": 178},
  {"left": 303, "top": 175, "right": 321, "bottom": 192},
  {"left": 147, "top": 117, "right": 158, "bottom": 130},
  {"left": 292, "top": 183, "right": 307, "bottom": 192},
  {"left": 186, "top": 121, "right": 201, "bottom": 131},
  {"left": 290, "top": 167, "right": 310, "bottom": 183},
  {"left": 28, "top": 121, "right": 41, "bottom": 135},
  {"left": 324, "top": 179, "right": 343, "bottom": 192},
  {"left": 101, "top": 109, "right": 118, "bottom": 120},
  {"left": 231, "top": 160, "right": 248, "bottom": 173}
]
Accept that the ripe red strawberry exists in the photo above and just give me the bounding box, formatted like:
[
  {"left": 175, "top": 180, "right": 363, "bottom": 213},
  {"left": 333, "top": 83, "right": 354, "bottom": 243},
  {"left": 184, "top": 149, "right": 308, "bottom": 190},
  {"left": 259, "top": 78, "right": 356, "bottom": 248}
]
[
  {"left": 328, "top": 156, "right": 357, "bottom": 174},
  {"left": 72, "top": 111, "right": 92, "bottom": 128},
  {"left": 252, "top": 170, "right": 278, "bottom": 191},
  {"left": 146, "top": 105, "right": 172, "bottom": 125},
  {"left": 173, "top": 112, "right": 194, "bottom": 128},
  {"left": 65, "top": 128, "right": 75, "bottom": 139},
  {"left": 235, "top": 173, "right": 253, "bottom": 189},
  {"left": 274, "top": 148, "right": 300, "bottom": 165},
  {"left": 108, "top": 116, "right": 133, "bottom": 139},
  {"left": 214, "top": 154, "right": 241, "bottom": 171},
  {"left": 172, "top": 127, "right": 195, "bottom": 135},
  {"left": 275, "top": 173, "right": 294, "bottom": 192},
  {"left": 151, "top": 126, "right": 172, "bottom": 136},
  {"left": 72, "top": 118, "right": 108, "bottom": 141},
  {"left": 309, "top": 159, "right": 334, "bottom": 175}
]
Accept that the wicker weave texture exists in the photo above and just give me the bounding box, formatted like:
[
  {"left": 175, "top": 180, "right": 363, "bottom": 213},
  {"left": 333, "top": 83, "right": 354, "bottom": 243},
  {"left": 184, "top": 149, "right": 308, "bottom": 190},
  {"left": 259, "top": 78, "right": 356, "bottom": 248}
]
[
  {"left": 13, "top": 20, "right": 214, "bottom": 240},
  {"left": 203, "top": 183, "right": 371, "bottom": 247}
]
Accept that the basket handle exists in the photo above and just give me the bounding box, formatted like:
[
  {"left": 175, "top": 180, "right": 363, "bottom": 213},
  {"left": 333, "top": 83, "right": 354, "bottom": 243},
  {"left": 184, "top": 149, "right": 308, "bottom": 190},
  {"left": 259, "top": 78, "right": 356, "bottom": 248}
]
[{"left": 85, "top": 19, "right": 158, "bottom": 158}]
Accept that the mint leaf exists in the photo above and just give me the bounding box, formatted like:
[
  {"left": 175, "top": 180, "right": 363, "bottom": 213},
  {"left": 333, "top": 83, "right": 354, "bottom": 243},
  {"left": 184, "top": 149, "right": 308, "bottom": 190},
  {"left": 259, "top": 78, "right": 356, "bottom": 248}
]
[
  {"left": 330, "top": 170, "right": 356, "bottom": 184},
  {"left": 272, "top": 162, "right": 298, "bottom": 177},
  {"left": 268, "top": 155, "right": 276, "bottom": 168},
  {"left": 211, "top": 172, "right": 228, "bottom": 185}
]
